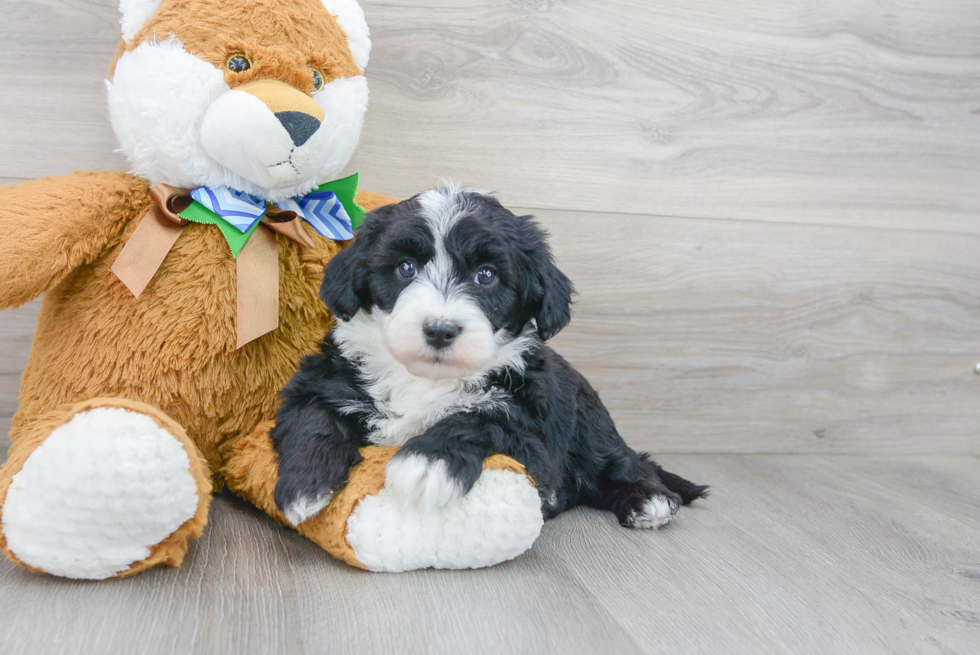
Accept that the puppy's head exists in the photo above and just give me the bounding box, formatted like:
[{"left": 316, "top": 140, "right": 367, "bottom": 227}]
[{"left": 322, "top": 186, "right": 574, "bottom": 380}]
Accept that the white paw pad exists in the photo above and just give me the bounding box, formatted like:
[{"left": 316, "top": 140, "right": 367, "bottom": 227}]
[
  {"left": 627, "top": 495, "right": 678, "bottom": 529},
  {"left": 384, "top": 454, "right": 464, "bottom": 509},
  {"left": 1, "top": 408, "right": 201, "bottom": 579}
]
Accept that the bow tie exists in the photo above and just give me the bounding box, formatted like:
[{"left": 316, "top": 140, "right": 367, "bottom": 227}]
[{"left": 180, "top": 173, "right": 364, "bottom": 258}]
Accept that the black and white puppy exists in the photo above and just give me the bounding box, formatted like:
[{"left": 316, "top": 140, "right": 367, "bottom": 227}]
[{"left": 272, "top": 185, "right": 707, "bottom": 528}]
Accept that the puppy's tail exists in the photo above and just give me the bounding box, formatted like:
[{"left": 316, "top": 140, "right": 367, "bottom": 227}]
[{"left": 643, "top": 456, "right": 710, "bottom": 505}]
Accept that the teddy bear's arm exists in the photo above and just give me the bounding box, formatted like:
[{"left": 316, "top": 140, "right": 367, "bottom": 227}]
[{"left": 0, "top": 171, "right": 150, "bottom": 309}]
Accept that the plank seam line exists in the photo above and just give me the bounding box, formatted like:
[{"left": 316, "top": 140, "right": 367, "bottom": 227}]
[{"left": 511, "top": 205, "right": 980, "bottom": 241}]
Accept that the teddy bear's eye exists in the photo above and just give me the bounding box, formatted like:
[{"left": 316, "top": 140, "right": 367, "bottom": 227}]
[
  {"left": 311, "top": 69, "right": 325, "bottom": 92},
  {"left": 226, "top": 54, "right": 251, "bottom": 73}
]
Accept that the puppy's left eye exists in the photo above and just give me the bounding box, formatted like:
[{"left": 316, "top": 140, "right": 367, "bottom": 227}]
[
  {"left": 311, "top": 69, "right": 325, "bottom": 92},
  {"left": 397, "top": 260, "right": 418, "bottom": 280},
  {"left": 474, "top": 266, "right": 497, "bottom": 286}
]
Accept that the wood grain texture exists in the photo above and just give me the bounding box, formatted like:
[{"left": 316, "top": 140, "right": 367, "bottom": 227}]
[
  {"left": 545, "top": 455, "right": 980, "bottom": 655},
  {"left": 347, "top": 0, "right": 980, "bottom": 233},
  {"left": 537, "top": 207, "right": 980, "bottom": 454},
  {"left": 0, "top": 302, "right": 38, "bottom": 454},
  {"left": 0, "top": 456, "right": 976, "bottom": 654},
  {"left": 3, "top": 1, "right": 978, "bottom": 232}
]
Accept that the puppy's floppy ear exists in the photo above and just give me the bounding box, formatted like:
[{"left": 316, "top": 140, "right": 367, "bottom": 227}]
[
  {"left": 320, "top": 230, "right": 369, "bottom": 321},
  {"left": 518, "top": 215, "right": 574, "bottom": 340},
  {"left": 534, "top": 257, "right": 574, "bottom": 340}
]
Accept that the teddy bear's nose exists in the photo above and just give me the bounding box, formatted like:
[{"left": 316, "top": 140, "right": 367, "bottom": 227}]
[{"left": 275, "top": 111, "right": 321, "bottom": 147}]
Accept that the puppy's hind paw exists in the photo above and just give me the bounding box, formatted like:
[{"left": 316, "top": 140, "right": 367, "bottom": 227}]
[
  {"left": 625, "top": 494, "right": 679, "bottom": 529},
  {"left": 282, "top": 492, "right": 334, "bottom": 526},
  {"left": 384, "top": 454, "right": 464, "bottom": 510}
]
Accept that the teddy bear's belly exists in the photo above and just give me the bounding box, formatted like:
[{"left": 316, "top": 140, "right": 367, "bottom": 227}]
[{"left": 13, "top": 224, "right": 338, "bottom": 477}]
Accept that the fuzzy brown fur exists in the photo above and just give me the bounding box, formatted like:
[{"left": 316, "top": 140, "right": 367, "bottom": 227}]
[
  {"left": 112, "top": 0, "right": 361, "bottom": 89},
  {"left": 0, "top": 173, "right": 394, "bottom": 575}
]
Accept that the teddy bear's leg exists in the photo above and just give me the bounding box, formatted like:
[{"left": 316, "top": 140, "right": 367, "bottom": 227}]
[
  {"left": 223, "top": 424, "right": 543, "bottom": 572},
  {"left": 0, "top": 398, "right": 211, "bottom": 579}
]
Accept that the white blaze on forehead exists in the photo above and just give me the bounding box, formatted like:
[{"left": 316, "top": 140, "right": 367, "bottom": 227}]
[
  {"left": 415, "top": 184, "right": 490, "bottom": 294},
  {"left": 417, "top": 184, "right": 470, "bottom": 239}
]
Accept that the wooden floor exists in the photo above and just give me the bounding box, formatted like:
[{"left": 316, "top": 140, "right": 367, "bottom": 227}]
[
  {"left": 2, "top": 0, "right": 979, "bottom": 653},
  {"left": 0, "top": 454, "right": 976, "bottom": 654}
]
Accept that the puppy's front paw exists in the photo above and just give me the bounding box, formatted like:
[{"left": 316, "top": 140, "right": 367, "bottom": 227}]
[
  {"left": 625, "top": 494, "right": 680, "bottom": 529},
  {"left": 282, "top": 491, "right": 334, "bottom": 526},
  {"left": 384, "top": 454, "right": 465, "bottom": 510}
]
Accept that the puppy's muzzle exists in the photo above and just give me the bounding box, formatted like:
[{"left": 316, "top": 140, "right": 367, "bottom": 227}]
[{"left": 423, "top": 319, "right": 462, "bottom": 350}]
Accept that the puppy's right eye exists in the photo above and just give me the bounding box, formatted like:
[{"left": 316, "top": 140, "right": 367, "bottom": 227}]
[{"left": 396, "top": 260, "right": 418, "bottom": 280}]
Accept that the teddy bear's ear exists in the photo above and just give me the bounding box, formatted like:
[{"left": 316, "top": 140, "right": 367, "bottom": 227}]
[
  {"left": 321, "top": 0, "right": 372, "bottom": 71},
  {"left": 119, "top": 0, "right": 162, "bottom": 42}
]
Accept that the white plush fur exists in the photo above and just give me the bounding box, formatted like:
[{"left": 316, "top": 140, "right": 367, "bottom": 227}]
[
  {"left": 107, "top": 39, "right": 368, "bottom": 202},
  {"left": 0, "top": 408, "right": 200, "bottom": 580},
  {"left": 200, "top": 88, "right": 333, "bottom": 191},
  {"left": 333, "top": 312, "right": 535, "bottom": 446},
  {"left": 626, "top": 495, "right": 677, "bottom": 529},
  {"left": 346, "top": 469, "right": 543, "bottom": 572},
  {"left": 321, "top": 0, "right": 371, "bottom": 70},
  {"left": 119, "top": 0, "right": 162, "bottom": 42},
  {"left": 384, "top": 454, "right": 464, "bottom": 509}
]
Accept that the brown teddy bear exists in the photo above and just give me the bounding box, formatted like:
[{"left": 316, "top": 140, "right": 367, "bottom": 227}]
[{"left": 0, "top": 0, "right": 543, "bottom": 579}]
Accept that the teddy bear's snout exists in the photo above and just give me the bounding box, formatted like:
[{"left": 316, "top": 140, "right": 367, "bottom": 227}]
[{"left": 199, "top": 78, "right": 332, "bottom": 191}]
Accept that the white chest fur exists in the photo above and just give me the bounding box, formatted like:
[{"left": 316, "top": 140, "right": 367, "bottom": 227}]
[{"left": 361, "top": 374, "right": 505, "bottom": 446}]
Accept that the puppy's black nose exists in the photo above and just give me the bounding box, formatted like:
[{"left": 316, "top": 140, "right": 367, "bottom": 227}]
[
  {"left": 423, "top": 319, "right": 462, "bottom": 350},
  {"left": 275, "top": 111, "right": 321, "bottom": 147}
]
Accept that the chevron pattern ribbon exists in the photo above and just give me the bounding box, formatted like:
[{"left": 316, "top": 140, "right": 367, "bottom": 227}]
[{"left": 182, "top": 173, "right": 363, "bottom": 258}]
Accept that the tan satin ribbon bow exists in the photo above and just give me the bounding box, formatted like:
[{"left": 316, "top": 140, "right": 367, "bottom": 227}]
[{"left": 111, "top": 184, "right": 316, "bottom": 349}]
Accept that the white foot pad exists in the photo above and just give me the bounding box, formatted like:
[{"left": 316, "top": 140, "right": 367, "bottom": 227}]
[
  {"left": 2, "top": 408, "right": 200, "bottom": 579},
  {"left": 346, "top": 469, "right": 543, "bottom": 572}
]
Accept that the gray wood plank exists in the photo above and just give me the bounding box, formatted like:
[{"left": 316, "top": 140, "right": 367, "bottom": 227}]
[
  {"left": 348, "top": 0, "right": 980, "bottom": 233},
  {"left": 282, "top": 527, "right": 644, "bottom": 655},
  {"left": 545, "top": 454, "right": 980, "bottom": 655},
  {"left": 0, "top": 456, "right": 977, "bottom": 654},
  {"left": 538, "top": 208, "right": 980, "bottom": 454},
  {"left": 0, "top": 0, "right": 129, "bottom": 176},
  {"left": 2, "top": 1, "right": 979, "bottom": 232},
  {"left": 0, "top": 301, "right": 38, "bottom": 454}
]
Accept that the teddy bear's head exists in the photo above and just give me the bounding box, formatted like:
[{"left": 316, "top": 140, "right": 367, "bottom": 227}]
[{"left": 106, "top": 0, "right": 370, "bottom": 202}]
